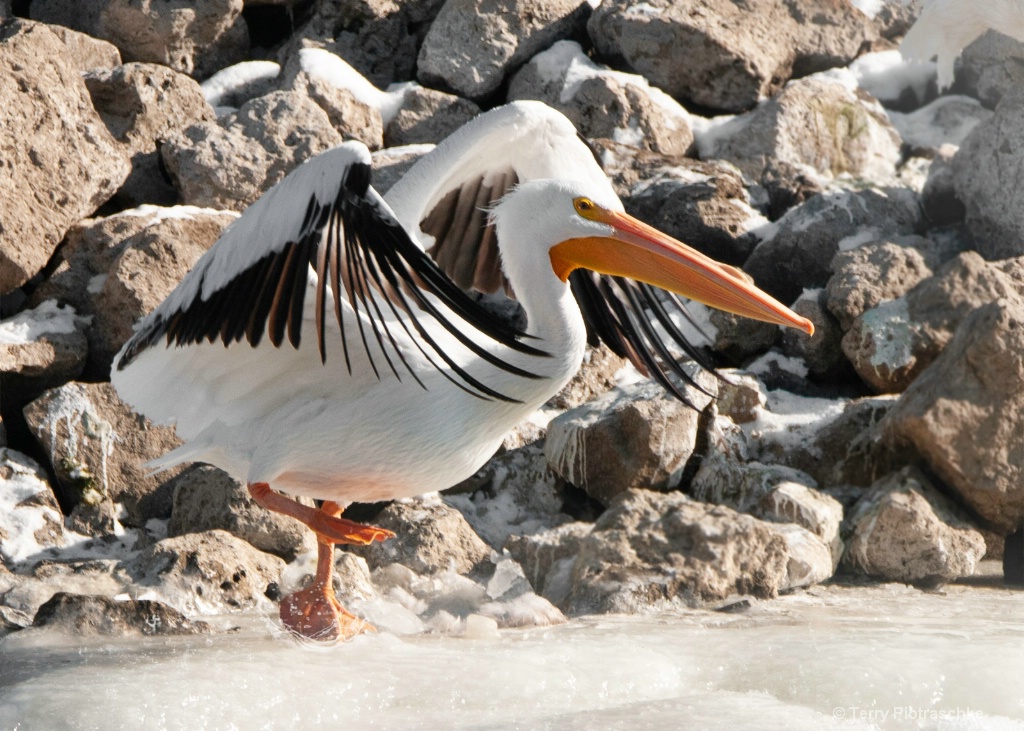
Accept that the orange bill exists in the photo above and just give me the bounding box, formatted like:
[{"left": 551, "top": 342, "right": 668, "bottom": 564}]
[{"left": 550, "top": 206, "right": 814, "bottom": 335}]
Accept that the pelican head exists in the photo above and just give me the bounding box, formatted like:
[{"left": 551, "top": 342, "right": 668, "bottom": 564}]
[{"left": 492, "top": 179, "right": 814, "bottom": 335}]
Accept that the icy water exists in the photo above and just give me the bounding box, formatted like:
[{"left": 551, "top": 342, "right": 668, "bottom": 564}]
[{"left": 1, "top": 575, "right": 1022, "bottom": 731}]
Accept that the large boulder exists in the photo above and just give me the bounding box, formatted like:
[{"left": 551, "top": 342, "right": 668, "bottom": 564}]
[
  {"left": 588, "top": 0, "right": 877, "bottom": 112},
  {"left": 0, "top": 300, "right": 90, "bottom": 398},
  {"left": 384, "top": 86, "right": 480, "bottom": 147},
  {"left": 884, "top": 300, "right": 1024, "bottom": 532},
  {"left": 32, "top": 592, "right": 210, "bottom": 636},
  {"left": 0, "top": 21, "right": 131, "bottom": 294},
  {"left": 958, "top": 31, "right": 1024, "bottom": 110},
  {"left": 417, "top": 0, "right": 588, "bottom": 99}
]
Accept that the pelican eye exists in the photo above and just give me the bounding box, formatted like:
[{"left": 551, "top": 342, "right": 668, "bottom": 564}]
[{"left": 574, "top": 197, "right": 599, "bottom": 219}]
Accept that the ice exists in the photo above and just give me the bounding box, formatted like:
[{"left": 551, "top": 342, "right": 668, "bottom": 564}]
[
  {"left": 0, "top": 300, "right": 85, "bottom": 345},
  {"left": 2, "top": 582, "right": 1022, "bottom": 730}
]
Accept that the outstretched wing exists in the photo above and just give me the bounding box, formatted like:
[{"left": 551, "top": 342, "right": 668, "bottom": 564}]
[
  {"left": 385, "top": 101, "right": 719, "bottom": 404},
  {"left": 117, "top": 142, "right": 548, "bottom": 403}
]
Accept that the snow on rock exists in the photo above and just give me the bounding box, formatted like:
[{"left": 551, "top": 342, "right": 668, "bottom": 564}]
[
  {"left": 0, "top": 449, "right": 64, "bottom": 568},
  {"left": 31, "top": 592, "right": 211, "bottom": 636},
  {"left": 848, "top": 50, "right": 935, "bottom": 108},
  {"left": 201, "top": 60, "right": 281, "bottom": 111},
  {"left": 298, "top": 48, "right": 408, "bottom": 125},
  {"left": 887, "top": 95, "right": 993, "bottom": 150}
]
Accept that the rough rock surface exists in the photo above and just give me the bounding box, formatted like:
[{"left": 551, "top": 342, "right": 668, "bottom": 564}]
[
  {"left": 744, "top": 187, "right": 922, "bottom": 305},
  {"left": 509, "top": 40, "right": 694, "bottom": 157},
  {"left": 566, "top": 490, "right": 789, "bottom": 613},
  {"left": 0, "top": 21, "right": 131, "bottom": 294},
  {"left": 953, "top": 90, "right": 1024, "bottom": 260},
  {"left": 779, "top": 289, "right": 847, "bottom": 380},
  {"left": 504, "top": 521, "right": 592, "bottom": 606},
  {"left": 706, "top": 77, "right": 901, "bottom": 184},
  {"left": 774, "top": 523, "right": 834, "bottom": 591},
  {"left": 286, "top": 70, "right": 384, "bottom": 150},
  {"left": 884, "top": 301, "right": 1024, "bottom": 532},
  {"left": 162, "top": 90, "right": 342, "bottom": 210},
  {"left": 544, "top": 344, "right": 628, "bottom": 411},
  {"left": 347, "top": 497, "right": 492, "bottom": 576},
  {"left": 588, "top": 0, "right": 876, "bottom": 112},
  {"left": 385, "top": 86, "right": 480, "bottom": 147},
  {"left": 31, "top": 0, "right": 248, "bottom": 77},
  {"left": 32, "top": 592, "right": 211, "bottom": 636},
  {"left": 119, "top": 530, "right": 283, "bottom": 615},
  {"left": 0, "top": 301, "right": 90, "bottom": 397},
  {"left": 544, "top": 376, "right": 716, "bottom": 505},
  {"left": 958, "top": 31, "right": 1024, "bottom": 110},
  {"left": 843, "top": 468, "right": 986, "bottom": 584},
  {"left": 920, "top": 144, "right": 964, "bottom": 228},
  {"left": 418, "top": 0, "right": 588, "bottom": 99},
  {"left": 47, "top": 23, "right": 123, "bottom": 71},
  {"left": 0, "top": 449, "right": 64, "bottom": 568},
  {"left": 167, "top": 465, "right": 315, "bottom": 561},
  {"left": 23, "top": 382, "right": 185, "bottom": 529},
  {"left": 370, "top": 144, "right": 435, "bottom": 196}
]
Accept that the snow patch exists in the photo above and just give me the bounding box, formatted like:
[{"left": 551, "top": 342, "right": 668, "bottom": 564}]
[
  {"left": 200, "top": 60, "right": 281, "bottom": 108},
  {"left": 0, "top": 450, "right": 63, "bottom": 565},
  {"left": 299, "top": 48, "right": 413, "bottom": 125},
  {"left": 0, "top": 300, "right": 85, "bottom": 345},
  {"left": 887, "top": 95, "right": 991, "bottom": 149},
  {"left": 849, "top": 50, "right": 935, "bottom": 105}
]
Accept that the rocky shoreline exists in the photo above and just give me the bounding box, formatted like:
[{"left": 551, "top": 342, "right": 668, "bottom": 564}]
[{"left": 2, "top": 0, "right": 1024, "bottom": 640}]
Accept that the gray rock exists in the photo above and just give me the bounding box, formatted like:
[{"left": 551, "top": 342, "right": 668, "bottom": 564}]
[
  {"left": 0, "top": 301, "right": 90, "bottom": 397},
  {"left": 566, "top": 489, "right": 789, "bottom": 613},
  {"left": 843, "top": 467, "right": 986, "bottom": 584},
  {"left": 958, "top": 30, "right": 1024, "bottom": 109},
  {"left": 509, "top": 40, "right": 693, "bottom": 157},
  {"left": 843, "top": 251, "right": 1024, "bottom": 393},
  {"left": 953, "top": 90, "right": 1024, "bottom": 260},
  {"left": 588, "top": 0, "right": 876, "bottom": 112},
  {"left": 779, "top": 289, "right": 848, "bottom": 380},
  {"left": 0, "top": 449, "right": 64, "bottom": 569},
  {"left": 0, "top": 21, "right": 131, "bottom": 295},
  {"left": 286, "top": 70, "right": 384, "bottom": 150},
  {"left": 744, "top": 187, "right": 922, "bottom": 305},
  {"left": 31, "top": 0, "right": 247, "bottom": 77},
  {"left": 418, "top": 0, "right": 588, "bottom": 99},
  {"left": 826, "top": 236, "right": 947, "bottom": 332},
  {"left": 707, "top": 309, "right": 779, "bottom": 364},
  {"left": 503, "top": 521, "right": 592, "bottom": 606},
  {"left": 84, "top": 63, "right": 216, "bottom": 207},
  {"left": 33, "top": 592, "right": 210, "bottom": 636},
  {"left": 544, "top": 375, "right": 716, "bottom": 506},
  {"left": 162, "top": 90, "right": 342, "bottom": 211},
  {"left": 445, "top": 442, "right": 570, "bottom": 550},
  {"left": 622, "top": 158, "right": 763, "bottom": 266},
  {"left": 715, "top": 371, "right": 766, "bottom": 425},
  {"left": 1, "top": 559, "right": 126, "bottom": 619},
  {"left": 774, "top": 523, "right": 834, "bottom": 591},
  {"left": 47, "top": 23, "right": 122, "bottom": 71},
  {"left": 23, "top": 382, "right": 185, "bottom": 531},
  {"left": 167, "top": 465, "right": 315, "bottom": 561},
  {"left": 545, "top": 344, "right": 628, "bottom": 411},
  {"left": 884, "top": 300, "right": 1024, "bottom": 532},
  {"left": 887, "top": 95, "right": 993, "bottom": 151},
  {"left": 346, "top": 497, "right": 491, "bottom": 576},
  {"left": 370, "top": 144, "right": 434, "bottom": 196},
  {"left": 705, "top": 76, "right": 902, "bottom": 184},
  {"left": 385, "top": 86, "right": 480, "bottom": 147},
  {"left": 119, "top": 530, "right": 284, "bottom": 615},
  {"left": 920, "top": 144, "right": 965, "bottom": 227}
]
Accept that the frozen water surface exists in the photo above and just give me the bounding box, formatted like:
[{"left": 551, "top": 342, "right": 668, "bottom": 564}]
[{"left": 1, "top": 575, "right": 1022, "bottom": 730}]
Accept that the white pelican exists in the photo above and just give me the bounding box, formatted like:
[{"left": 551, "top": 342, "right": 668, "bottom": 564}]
[{"left": 112, "top": 101, "right": 812, "bottom": 640}]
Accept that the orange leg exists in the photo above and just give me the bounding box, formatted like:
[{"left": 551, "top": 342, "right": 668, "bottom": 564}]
[{"left": 248, "top": 483, "right": 394, "bottom": 641}]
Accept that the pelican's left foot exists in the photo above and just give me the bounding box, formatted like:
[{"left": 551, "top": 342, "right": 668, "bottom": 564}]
[{"left": 280, "top": 582, "right": 374, "bottom": 642}]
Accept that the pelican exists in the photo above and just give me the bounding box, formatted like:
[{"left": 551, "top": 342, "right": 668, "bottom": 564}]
[{"left": 112, "top": 101, "right": 813, "bottom": 641}]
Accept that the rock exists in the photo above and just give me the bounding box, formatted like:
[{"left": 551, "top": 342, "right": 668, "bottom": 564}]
[
  {"left": 417, "top": 0, "right": 588, "bottom": 99},
  {"left": 167, "top": 465, "right": 315, "bottom": 561},
  {"left": 346, "top": 496, "right": 491, "bottom": 576},
  {"left": 715, "top": 371, "right": 766, "bottom": 425},
  {"left": 503, "top": 521, "right": 592, "bottom": 606},
  {"left": 32, "top": 592, "right": 211, "bottom": 636},
  {"left": 23, "top": 382, "right": 185, "bottom": 529},
  {"left": 1, "top": 559, "right": 127, "bottom": 619},
  {"left": 707, "top": 309, "right": 779, "bottom": 364},
  {"left": 31, "top": 0, "right": 248, "bottom": 77},
  {"left": 871, "top": 0, "right": 922, "bottom": 40},
  {"left": 953, "top": 90, "right": 1024, "bottom": 260},
  {"left": 842, "top": 252, "right": 1024, "bottom": 393},
  {"left": 621, "top": 158, "right": 764, "bottom": 266},
  {"left": 162, "top": 90, "right": 342, "bottom": 210},
  {"left": 119, "top": 530, "right": 284, "bottom": 615},
  {"left": 508, "top": 40, "right": 693, "bottom": 157},
  {"left": 0, "top": 300, "right": 90, "bottom": 397},
  {"left": 0, "top": 21, "right": 131, "bottom": 295},
  {"left": 47, "top": 23, "right": 122, "bottom": 71},
  {"left": 1, "top": 605, "right": 32, "bottom": 636},
  {"left": 544, "top": 375, "right": 716, "bottom": 506},
  {"left": 774, "top": 523, "right": 834, "bottom": 591},
  {"left": 884, "top": 301, "right": 1024, "bottom": 532},
  {"left": 958, "top": 30, "right": 1024, "bottom": 110},
  {"left": 887, "top": 95, "right": 993, "bottom": 151},
  {"left": 588, "top": 0, "right": 876, "bottom": 113},
  {"left": 384, "top": 86, "right": 480, "bottom": 147},
  {"left": 566, "top": 489, "right": 789, "bottom": 613},
  {"left": 0, "top": 449, "right": 64, "bottom": 568},
  {"left": 779, "top": 289, "right": 848, "bottom": 380},
  {"left": 744, "top": 187, "right": 922, "bottom": 305},
  {"left": 920, "top": 145, "right": 965, "bottom": 227},
  {"left": 84, "top": 63, "right": 216, "bottom": 206},
  {"left": 843, "top": 467, "right": 987, "bottom": 584},
  {"left": 286, "top": 70, "right": 384, "bottom": 150},
  {"left": 691, "top": 457, "right": 843, "bottom": 568},
  {"left": 826, "top": 236, "right": 947, "bottom": 332},
  {"left": 704, "top": 77, "right": 901, "bottom": 185},
  {"left": 370, "top": 144, "right": 434, "bottom": 196},
  {"left": 545, "top": 344, "right": 628, "bottom": 411}
]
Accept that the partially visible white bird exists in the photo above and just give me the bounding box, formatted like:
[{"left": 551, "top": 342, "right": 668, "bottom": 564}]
[
  {"left": 901, "top": 0, "right": 1024, "bottom": 89},
  {"left": 112, "top": 101, "right": 812, "bottom": 641}
]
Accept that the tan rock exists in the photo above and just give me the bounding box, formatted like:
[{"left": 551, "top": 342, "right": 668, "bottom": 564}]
[{"left": 33, "top": 592, "right": 211, "bottom": 636}]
